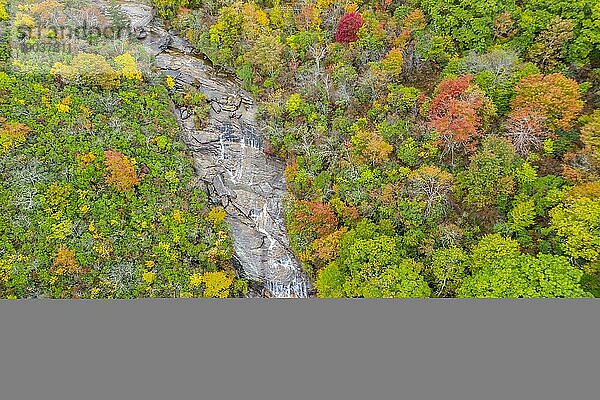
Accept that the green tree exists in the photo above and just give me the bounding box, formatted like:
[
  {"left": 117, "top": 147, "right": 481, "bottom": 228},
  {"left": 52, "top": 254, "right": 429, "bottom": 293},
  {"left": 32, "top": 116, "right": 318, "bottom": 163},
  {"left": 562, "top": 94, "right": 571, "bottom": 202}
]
[
  {"left": 427, "top": 247, "right": 468, "bottom": 297},
  {"left": 208, "top": 3, "right": 245, "bottom": 64},
  {"left": 516, "top": 0, "right": 600, "bottom": 65},
  {"left": 315, "top": 262, "right": 345, "bottom": 298},
  {"left": 470, "top": 234, "right": 521, "bottom": 271},
  {"left": 152, "top": 0, "right": 184, "bottom": 21},
  {"left": 315, "top": 220, "right": 431, "bottom": 298},
  {"left": 457, "top": 136, "right": 519, "bottom": 209},
  {"left": 418, "top": 0, "right": 515, "bottom": 52},
  {"left": 458, "top": 253, "right": 590, "bottom": 298},
  {"left": 507, "top": 196, "right": 536, "bottom": 233},
  {"left": 360, "top": 259, "right": 432, "bottom": 298},
  {"left": 550, "top": 194, "right": 600, "bottom": 269}
]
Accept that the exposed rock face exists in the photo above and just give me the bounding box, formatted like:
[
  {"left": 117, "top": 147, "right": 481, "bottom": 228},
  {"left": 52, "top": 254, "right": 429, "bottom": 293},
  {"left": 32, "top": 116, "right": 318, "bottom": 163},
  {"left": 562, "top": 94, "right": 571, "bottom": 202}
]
[{"left": 116, "top": 2, "right": 309, "bottom": 298}]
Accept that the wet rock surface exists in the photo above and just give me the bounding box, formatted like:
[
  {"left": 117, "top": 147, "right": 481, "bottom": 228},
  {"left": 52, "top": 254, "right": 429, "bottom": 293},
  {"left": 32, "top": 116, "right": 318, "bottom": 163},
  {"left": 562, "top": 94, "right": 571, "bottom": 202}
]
[{"left": 115, "top": 2, "right": 310, "bottom": 298}]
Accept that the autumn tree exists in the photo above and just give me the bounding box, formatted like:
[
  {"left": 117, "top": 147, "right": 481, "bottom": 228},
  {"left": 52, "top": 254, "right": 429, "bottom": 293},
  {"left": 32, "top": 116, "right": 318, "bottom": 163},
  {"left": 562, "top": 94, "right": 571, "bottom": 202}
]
[
  {"left": 309, "top": 227, "right": 347, "bottom": 268},
  {"left": 200, "top": 271, "right": 235, "bottom": 298},
  {"left": 494, "top": 11, "right": 517, "bottom": 42},
  {"left": 580, "top": 111, "right": 600, "bottom": 163},
  {"left": 289, "top": 200, "right": 339, "bottom": 259},
  {"left": 114, "top": 53, "right": 142, "bottom": 82},
  {"left": 244, "top": 34, "right": 285, "bottom": 77},
  {"left": 350, "top": 129, "right": 393, "bottom": 166},
  {"left": 240, "top": 1, "right": 270, "bottom": 38},
  {"left": 208, "top": 3, "right": 245, "bottom": 64},
  {"left": 103, "top": 150, "right": 140, "bottom": 192},
  {"left": 402, "top": 8, "right": 427, "bottom": 32},
  {"left": 428, "top": 75, "right": 493, "bottom": 161},
  {"left": 0, "top": 119, "right": 30, "bottom": 155},
  {"left": 296, "top": 4, "right": 321, "bottom": 31},
  {"left": 443, "top": 49, "right": 537, "bottom": 115},
  {"left": 0, "top": 0, "right": 8, "bottom": 21},
  {"left": 511, "top": 73, "right": 584, "bottom": 132},
  {"left": 51, "top": 53, "right": 119, "bottom": 90},
  {"left": 564, "top": 113, "right": 600, "bottom": 186},
  {"left": 53, "top": 245, "right": 85, "bottom": 275},
  {"left": 378, "top": 48, "right": 404, "bottom": 77},
  {"left": 527, "top": 17, "right": 574, "bottom": 71},
  {"left": 335, "top": 12, "right": 364, "bottom": 43},
  {"left": 289, "top": 200, "right": 338, "bottom": 239}
]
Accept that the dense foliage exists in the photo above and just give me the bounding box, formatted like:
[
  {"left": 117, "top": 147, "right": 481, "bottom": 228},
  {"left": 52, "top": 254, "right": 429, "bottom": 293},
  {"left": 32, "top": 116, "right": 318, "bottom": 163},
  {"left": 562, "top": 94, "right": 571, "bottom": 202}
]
[
  {"left": 0, "top": 71, "right": 246, "bottom": 298},
  {"left": 165, "top": 0, "right": 600, "bottom": 298},
  {"left": 0, "top": 1, "right": 244, "bottom": 299},
  {"left": 2, "top": 0, "right": 600, "bottom": 298}
]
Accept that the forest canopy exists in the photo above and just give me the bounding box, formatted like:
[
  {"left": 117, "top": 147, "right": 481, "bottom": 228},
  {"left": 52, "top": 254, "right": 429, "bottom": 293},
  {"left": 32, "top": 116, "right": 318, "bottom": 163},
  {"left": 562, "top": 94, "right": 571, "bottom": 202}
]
[
  {"left": 0, "top": 0, "right": 244, "bottom": 298},
  {"left": 162, "top": 0, "right": 599, "bottom": 298},
  {"left": 2, "top": 0, "right": 600, "bottom": 298}
]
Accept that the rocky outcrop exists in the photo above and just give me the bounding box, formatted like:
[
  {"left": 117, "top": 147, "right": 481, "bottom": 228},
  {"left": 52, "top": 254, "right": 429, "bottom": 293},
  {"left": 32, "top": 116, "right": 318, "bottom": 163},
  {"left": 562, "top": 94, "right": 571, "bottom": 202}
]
[{"left": 116, "top": 2, "right": 310, "bottom": 298}]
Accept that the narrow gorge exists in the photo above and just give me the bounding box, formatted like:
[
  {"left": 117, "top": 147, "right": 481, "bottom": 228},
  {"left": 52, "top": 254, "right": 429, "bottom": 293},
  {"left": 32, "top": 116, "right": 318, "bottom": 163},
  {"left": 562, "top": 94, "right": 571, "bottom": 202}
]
[{"left": 117, "top": 2, "right": 310, "bottom": 298}]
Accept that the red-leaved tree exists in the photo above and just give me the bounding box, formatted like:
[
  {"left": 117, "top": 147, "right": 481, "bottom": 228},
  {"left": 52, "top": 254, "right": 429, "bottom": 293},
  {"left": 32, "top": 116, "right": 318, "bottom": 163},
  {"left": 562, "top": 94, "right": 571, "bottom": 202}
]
[
  {"left": 289, "top": 200, "right": 339, "bottom": 240},
  {"left": 428, "top": 75, "right": 485, "bottom": 160},
  {"left": 335, "top": 12, "right": 364, "bottom": 43}
]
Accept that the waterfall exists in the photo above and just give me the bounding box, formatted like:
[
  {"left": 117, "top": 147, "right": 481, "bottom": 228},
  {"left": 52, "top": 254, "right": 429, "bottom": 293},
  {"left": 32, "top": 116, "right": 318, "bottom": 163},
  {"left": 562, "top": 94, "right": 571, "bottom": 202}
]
[{"left": 116, "top": 2, "right": 311, "bottom": 298}]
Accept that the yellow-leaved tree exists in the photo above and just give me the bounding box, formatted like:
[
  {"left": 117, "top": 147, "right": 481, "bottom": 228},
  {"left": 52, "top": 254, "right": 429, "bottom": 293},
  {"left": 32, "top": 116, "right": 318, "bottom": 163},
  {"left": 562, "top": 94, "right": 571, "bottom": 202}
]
[
  {"left": 201, "top": 271, "right": 234, "bottom": 298},
  {"left": 114, "top": 53, "right": 143, "bottom": 82},
  {"left": 51, "top": 53, "right": 119, "bottom": 90}
]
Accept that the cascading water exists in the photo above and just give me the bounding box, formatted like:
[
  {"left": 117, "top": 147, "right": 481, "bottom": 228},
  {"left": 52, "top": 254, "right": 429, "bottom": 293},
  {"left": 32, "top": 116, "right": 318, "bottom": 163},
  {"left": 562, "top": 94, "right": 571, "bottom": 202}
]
[{"left": 115, "top": 1, "right": 311, "bottom": 298}]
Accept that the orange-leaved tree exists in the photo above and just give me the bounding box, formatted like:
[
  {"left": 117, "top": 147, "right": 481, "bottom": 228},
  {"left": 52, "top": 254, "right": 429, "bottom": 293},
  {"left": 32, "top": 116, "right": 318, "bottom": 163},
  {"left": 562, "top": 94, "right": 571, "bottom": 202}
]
[
  {"left": 1, "top": 118, "right": 31, "bottom": 155},
  {"left": 289, "top": 200, "right": 339, "bottom": 240},
  {"left": 53, "top": 245, "right": 87, "bottom": 275},
  {"left": 103, "top": 150, "right": 140, "bottom": 192},
  {"left": 428, "top": 75, "right": 490, "bottom": 161},
  {"left": 511, "top": 73, "right": 584, "bottom": 133}
]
